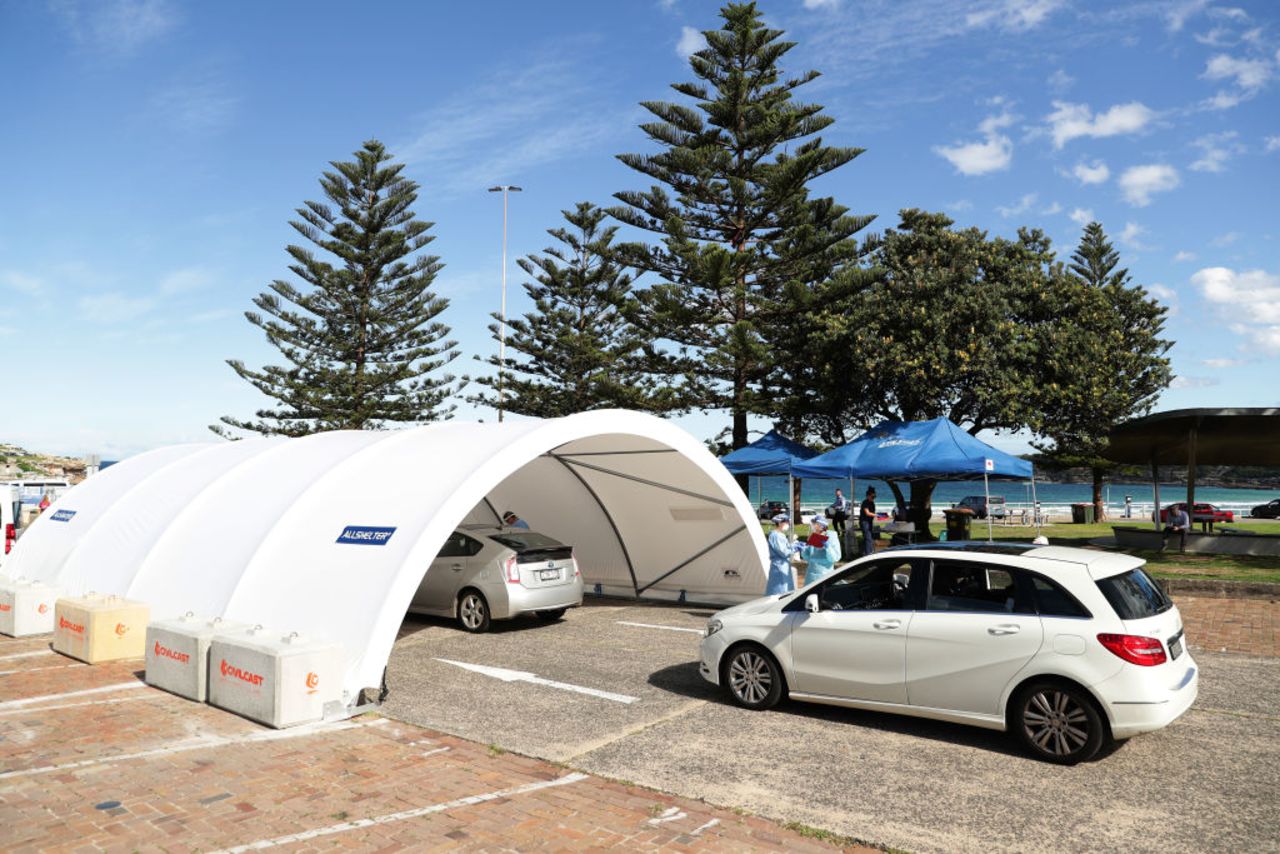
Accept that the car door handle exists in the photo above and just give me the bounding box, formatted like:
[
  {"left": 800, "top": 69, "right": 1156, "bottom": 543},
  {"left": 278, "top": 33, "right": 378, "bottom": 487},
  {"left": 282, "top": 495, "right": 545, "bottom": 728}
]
[
  {"left": 872, "top": 619, "right": 902, "bottom": 630},
  {"left": 988, "top": 624, "right": 1021, "bottom": 635},
  {"left": 450, "top": 563, "right": 464, "bottom": 571}
]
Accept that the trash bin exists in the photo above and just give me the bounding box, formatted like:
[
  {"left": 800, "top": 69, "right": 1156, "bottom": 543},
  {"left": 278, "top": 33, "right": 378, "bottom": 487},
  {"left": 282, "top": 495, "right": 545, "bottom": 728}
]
[
  {"left": 1071, "top": 503, "right": 1095, "bottom": 524},
  {"left": 943, "top": 508, "right": 973, "bottom": 541}
]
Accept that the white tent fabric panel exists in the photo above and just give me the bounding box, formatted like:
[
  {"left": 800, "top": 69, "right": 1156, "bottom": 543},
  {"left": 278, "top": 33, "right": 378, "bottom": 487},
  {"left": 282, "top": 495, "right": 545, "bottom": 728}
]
[{"left": 6, "top": 411, "right": 768, "bottom": 702}]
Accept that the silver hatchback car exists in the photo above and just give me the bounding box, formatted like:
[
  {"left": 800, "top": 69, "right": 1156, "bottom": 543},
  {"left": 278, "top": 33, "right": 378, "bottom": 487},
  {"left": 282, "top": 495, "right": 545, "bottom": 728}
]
[{"left": 410, "top": 526, "right": 583, "bottom": 632}]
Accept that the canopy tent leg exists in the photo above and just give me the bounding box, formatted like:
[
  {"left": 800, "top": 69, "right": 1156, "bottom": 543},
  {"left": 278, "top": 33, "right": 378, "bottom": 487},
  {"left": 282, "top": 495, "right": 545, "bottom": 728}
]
[
  {"left": 984, "top": 471, "right": 993, "bottom": 542},
  {"left": 1030, "top": 474, "right": 1041, "bottom": 534},
  {"left": 1186, "top": 425, "right": 1198, "bottom": 527},
  {"left": 1151, "top": 458, "right": 1162, "bottom": 531}
]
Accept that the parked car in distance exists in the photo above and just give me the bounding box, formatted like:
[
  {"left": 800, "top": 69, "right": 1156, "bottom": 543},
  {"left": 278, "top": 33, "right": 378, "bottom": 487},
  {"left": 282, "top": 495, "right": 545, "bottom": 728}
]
[
  {"left": 756, "top": 500, "right": 789, "bottom": 521},
  {"left": 955, "top": 494, "right": 1006, "bottom": 520},
  {"left": 1250, "top": 499, "right": 1280, "bottom": 519},
  {"left": 699, "top": 542, "right": 1197, "bottom": 764},
  {"left": 1158, "top": 502, "right": 1234, "bottom": 524},
  {"left": 410, "top": 526, "right": 583, "bottom": 633}
]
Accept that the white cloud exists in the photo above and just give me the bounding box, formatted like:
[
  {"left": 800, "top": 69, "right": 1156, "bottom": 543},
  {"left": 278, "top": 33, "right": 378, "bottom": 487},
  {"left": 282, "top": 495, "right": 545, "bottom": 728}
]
[
  {"left": 1190, "top": 130, "right": 1244, "bottom": 172},
  {"left": 1165, "top": 0, "right": 1209, "bottom": 32},
  {"left": 967, "top": 0, "right": 1065, "bottom": 31},
  {"left": 1041, "top": 201, "right": 1063, "bottom": 215},
  {"left": 1210, "top": 231, "right": 1241, "bottom": 247},
  {"left": 1203, "top": 53, "right": 1272, "bottom": 89},
  {"left": 1266, "top": 135, "right": 1280, "bottom": 152},
  {"left": 1047, "top": 68, "right": 1074, "bottom": 93},
  {"left": 1192, "top": 266, "right": 1280, "bottom": 351},
  {"left": 0, "top": 271, "right": 44, "bottom": 294},
  {"left": 1147, "top": 283, "right": 1177, "bottom": 303},
  {"left": 1118, "top": 163, "right": 1180, "bottom": 206},
  {"left": 946, "top": 199, "right": 974, "bottom": 211},
  {"left": 1173, "top": 250, "right": 1197, "bottom": 262},
  {"left": 1170, "top": 375, "right": 1220, "bottom": 389},
  {"left": 1072, "top": 159, "right": 1110, "bottom": 184},
  {"left": 1118, "top": 222, "right": 1150, "bottom": 250},
  {"left": 1045, "top": 100, "right": 1156, "bottom": 148},
  {"left": 996, "top": 193, "right": 1037, "bottom": 217},
  {"left": 1194, "top": 26, "right": 1235, "bottom": 47},
  {"left": 158, "top": 267, "right": 215, "bottom": 295},
  {"left": 77, "top": 292, "right": 156, "bottom": 324},
  {"left": 1069, "top": 207, "right": 1094, "bottom": 226},
  {"left": 803, "top": 0, "right": 840, "bottom": 8},
  {"left": 676, "top": 26, "right": 706, "bottom": 59},
  {"left": 1203, "top": 357, "right": 1244, "bottom": 368},
  {"left": 151, "top": 72, "right": 237, "bottom": 132},
  {"left": 49, "top": 0, "right": 176, "bottom": 56},
  {"left": 933, "top": 110, "right": 1014, "bottom": 175}
]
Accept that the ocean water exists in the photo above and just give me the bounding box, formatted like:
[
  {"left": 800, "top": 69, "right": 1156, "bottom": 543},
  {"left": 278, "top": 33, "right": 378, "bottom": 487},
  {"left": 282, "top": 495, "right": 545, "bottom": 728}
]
[{"left": 747, "top": 476, "right": 1278, "bottom": 518}]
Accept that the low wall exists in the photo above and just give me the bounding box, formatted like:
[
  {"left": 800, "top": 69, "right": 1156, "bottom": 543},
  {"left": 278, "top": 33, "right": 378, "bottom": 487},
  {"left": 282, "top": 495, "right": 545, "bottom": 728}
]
[{"left": 1112, "top": 525, "right": 1280, "bottom": 557}]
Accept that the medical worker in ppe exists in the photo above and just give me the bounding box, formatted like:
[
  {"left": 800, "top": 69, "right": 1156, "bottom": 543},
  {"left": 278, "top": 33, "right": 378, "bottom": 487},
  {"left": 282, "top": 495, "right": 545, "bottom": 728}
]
[
  {"left": 765, "top": 514, "right": 797, "bottom": 595},
  {"left": 799, "top": 516, "right": 841, "bottom": 585}
]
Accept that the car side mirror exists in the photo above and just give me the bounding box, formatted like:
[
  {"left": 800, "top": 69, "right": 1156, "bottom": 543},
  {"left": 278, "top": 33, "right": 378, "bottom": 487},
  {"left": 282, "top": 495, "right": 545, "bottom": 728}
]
[{"left": 804, "top": 593, "right": 820, "bottom": 613}]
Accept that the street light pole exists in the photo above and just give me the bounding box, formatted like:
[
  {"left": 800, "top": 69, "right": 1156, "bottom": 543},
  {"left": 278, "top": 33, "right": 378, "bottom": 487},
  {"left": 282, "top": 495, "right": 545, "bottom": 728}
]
[{"left": 488, "top": 185, "right": 522, "bottom": 422}]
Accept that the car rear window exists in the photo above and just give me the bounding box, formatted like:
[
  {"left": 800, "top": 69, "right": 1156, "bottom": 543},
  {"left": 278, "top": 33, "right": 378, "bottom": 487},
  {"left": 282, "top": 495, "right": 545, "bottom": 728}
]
[
  {"left": 1096, "top": 568, "right": 1172, "bottom": 620},
  {"left": 488, "top": 532, "right": 565, "bottom": 552}
]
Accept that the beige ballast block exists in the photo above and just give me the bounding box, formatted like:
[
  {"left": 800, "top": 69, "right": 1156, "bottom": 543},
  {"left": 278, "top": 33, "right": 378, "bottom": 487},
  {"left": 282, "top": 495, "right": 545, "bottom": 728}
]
[
  {"left": 0, "top": 577, "right": 59, "bottom": 637},
  {"left": 53, "top": 594, "right": 150, "bottom": 663},
  {"left": 208, "top": 626, "right": 343, "bottom": 729},
  {"left": 145, "top": 613, "right": 249, "bottom": 702}
]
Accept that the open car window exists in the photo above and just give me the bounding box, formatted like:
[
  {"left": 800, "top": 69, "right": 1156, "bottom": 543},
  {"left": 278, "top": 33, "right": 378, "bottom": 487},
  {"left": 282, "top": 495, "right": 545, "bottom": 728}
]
[
  {"left": 926, "top": 560, "right": 1035, "bottom": 614},
  {"left": 814, "top": 559, "right": 919, "bottom": 611}
]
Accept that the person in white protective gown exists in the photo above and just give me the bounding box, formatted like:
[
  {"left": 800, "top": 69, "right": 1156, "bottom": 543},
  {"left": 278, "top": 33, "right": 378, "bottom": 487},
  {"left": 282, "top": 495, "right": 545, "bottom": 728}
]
[
  {"left": 799, "top": 516, "right": 842, "bottom": 585},
  {"left": 765, "top": 514, "right": 797, "bottom": 595}
]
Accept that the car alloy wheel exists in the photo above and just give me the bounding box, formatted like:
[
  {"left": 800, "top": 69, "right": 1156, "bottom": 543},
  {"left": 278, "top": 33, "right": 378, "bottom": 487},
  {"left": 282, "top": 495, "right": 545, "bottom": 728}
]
[
  {"left": 1016, "top": 683, "right": 1104, "bottom": 764},
  {"left": 726, "top": 648, "right": 782, "bottom": 710},
  {"left": 458, "top": 591, "right": 490, "bottom": 633}
]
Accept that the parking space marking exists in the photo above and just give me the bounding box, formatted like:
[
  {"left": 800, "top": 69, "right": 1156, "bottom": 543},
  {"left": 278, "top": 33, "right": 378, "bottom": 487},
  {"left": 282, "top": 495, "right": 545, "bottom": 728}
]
[
  {"left": 648, "top": 806, "right": 688, "bottom": 825},
  {"left": 617, "top": 620, "right": 704, "bottom": 635},
  {"left": 692, "top": 818, "right": 721, "bottom": 836},
  {"left": 0, "top": 681, "right": 145, "bottom": 710},
  {"left": 209, "top": 772, "right": 590, "bottom": 852},
  {"left": 0, "top": 662, "right": 83, "bottom": 677},
  {"left": 0, "top": 649, "right": 55, "bottom": 663},
  {"left": 0, "top": 717, "right": 389, "bottom": 780},
  {"left": 419, "top": 746, "right": 451, "bottom": 758},
  {"left": 0, "top": 692, "right": 162, "bottom": 717},
  {"left": 435, "top": 658, "right": 639, "bottom": 705}
]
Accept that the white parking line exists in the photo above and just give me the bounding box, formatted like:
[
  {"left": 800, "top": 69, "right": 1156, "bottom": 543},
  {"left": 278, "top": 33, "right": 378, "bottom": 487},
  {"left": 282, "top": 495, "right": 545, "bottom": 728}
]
[
  {"left": 648, "top": 806, "right": 688, "bottom": 825},
  {"left": 0, "top": 663, "right": 83, "bottom": 677},
  {"left": 0, "top": 649, "right": 55, "bottom": 663},
  {"left": 435, "top": 658, "right": 639, "bottom": 705},
  {"left": 0, "top": 681, "right": 145, "bottom": 710},
  {"left": 419, "top": 747, "right": 450, "bottom": 758},
  {"left": 0, "top": 693, "right": 162, "bottom": 717},
  {"left": 209, "top": 772, "right": 590, "bottom": 852},
  {"left": 616, "top": 621, "right": 703, "bottom": 635},
  {"left": 691, "top": 818, "right": 721, "bottom": 836},
  {"left": 0, "top": 718, "right": 389, "bottom": 780}
]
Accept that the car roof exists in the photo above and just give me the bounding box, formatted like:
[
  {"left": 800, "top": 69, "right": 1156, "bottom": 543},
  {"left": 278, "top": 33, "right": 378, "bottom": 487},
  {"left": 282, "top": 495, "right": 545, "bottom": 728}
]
[{"left": 885, "top": 540, "right": 1143, "bottom": 580}]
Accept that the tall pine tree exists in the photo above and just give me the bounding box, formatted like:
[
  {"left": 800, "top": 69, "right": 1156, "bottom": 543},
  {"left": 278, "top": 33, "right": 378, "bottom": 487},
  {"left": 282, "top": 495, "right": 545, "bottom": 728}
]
[
  {"left": 1034, "top": 222, "right": 1172, "bottom": 520},
  {"left": 469, "top": 202, "right": 664, "bottom": 417},
  {"left": 611, "top": 2, "right": 875, "bottom": 458},
  {"left": 215, "top": 140, "right": 458, "bottom": 436}
]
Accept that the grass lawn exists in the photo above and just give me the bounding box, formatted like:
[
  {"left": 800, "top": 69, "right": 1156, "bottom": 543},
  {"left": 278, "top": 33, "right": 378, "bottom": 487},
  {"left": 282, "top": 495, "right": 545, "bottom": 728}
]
[{"left": 762, "top": 519, "right": 1280, "bottom": 585}]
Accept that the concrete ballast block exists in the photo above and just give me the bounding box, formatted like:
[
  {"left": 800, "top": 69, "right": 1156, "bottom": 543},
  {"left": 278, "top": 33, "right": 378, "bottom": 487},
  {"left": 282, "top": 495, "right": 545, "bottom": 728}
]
[
  {"left": 53, "top": 594, "right": 150, "bottom": 663},
  {"left": 208, "top": 625, "right": 343, "bottom": 728},
  {"left": 145, "top": 613, "right": 250, "bottom": 702}
]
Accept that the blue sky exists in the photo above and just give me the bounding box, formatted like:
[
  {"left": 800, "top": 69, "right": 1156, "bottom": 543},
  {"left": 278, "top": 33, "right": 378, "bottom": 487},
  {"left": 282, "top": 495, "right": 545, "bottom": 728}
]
[{"left": 1, "top": 0, "right": 1277, "bottom": 459}]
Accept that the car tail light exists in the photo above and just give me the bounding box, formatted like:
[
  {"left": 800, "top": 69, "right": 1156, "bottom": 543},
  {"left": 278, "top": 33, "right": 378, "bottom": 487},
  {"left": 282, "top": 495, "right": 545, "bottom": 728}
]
[
  {"left": 1097, "top": 633, "right": 1167, "bottom": 666},
  {"left": 571, "top": 550, "right": 580, "bottom": 578},
  {"left": 504, "top": 554, "right": 520, "bottom": 584}
]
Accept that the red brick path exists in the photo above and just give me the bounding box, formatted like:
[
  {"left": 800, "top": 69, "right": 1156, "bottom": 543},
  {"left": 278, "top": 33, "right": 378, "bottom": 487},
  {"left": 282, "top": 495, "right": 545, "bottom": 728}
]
[
  {"left": 1176, "top": 595, "right": 1278, "bottom": 657},
  {"left": 0, "top": 647, "right": 865, "bottom": 852}
]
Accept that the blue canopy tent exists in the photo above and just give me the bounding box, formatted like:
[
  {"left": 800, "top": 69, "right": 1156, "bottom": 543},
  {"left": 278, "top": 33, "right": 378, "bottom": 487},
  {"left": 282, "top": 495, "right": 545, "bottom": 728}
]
[
  {"left": 793, "top": 418, "right": 1037, "bottom": 540},
  {"left": 720, "top": 430, "right": 817, "bottom": 522}
]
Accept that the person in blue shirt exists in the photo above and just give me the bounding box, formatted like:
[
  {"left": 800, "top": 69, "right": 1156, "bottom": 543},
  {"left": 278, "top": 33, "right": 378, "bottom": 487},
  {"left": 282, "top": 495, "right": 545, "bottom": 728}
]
[
  {"left": 800, "top": 516, "right": 842, "bottom": 585},
  {"left": 765, "top": 514, "right": 796, "bottom": 595},
  {"left": 502, "top": 510, "right": 530, "bottom": 530}
]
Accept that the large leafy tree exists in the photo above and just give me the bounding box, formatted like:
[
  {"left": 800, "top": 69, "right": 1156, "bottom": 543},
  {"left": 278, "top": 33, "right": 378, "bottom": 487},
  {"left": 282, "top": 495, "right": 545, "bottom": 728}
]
[
  {"left": 611, "top": 1, "right": 875, "bottom": 466},
  {"left": 796, "top": 209, "right": 1063, "bottom": 535},
  {"left": 215, "top": 140, "right": 458, "bottom": 437},
  {"left": 469, "top": 202, "right": 665, "bottom": 417},
  {"left": 1032, "top": 222, "right": 1172, "bottom": 520}
]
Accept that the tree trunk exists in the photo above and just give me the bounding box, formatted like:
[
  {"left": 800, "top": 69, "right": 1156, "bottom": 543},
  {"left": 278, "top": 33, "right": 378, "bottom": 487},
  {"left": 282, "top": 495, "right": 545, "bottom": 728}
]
[
  {"left": 888, "top": 482, "right": 907, "bottom": 517},
  {"left": 1092, "top": 465, "right": 1107, "bottom": 523},
  {"left": 732, "top": 399, "right": 749, "bottom": 494},
  {"left": 910, "top": 479, "right": 938, "bottom": 540}
]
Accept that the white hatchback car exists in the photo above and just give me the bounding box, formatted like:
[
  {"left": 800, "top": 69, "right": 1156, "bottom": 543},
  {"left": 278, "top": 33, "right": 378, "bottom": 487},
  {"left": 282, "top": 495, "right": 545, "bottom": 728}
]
[
  {"left": 409, "top": 526, "right": 583, "bottom": 632},
  {"left": 700, "top": 542, "right": 1197, "bottom": 763}
]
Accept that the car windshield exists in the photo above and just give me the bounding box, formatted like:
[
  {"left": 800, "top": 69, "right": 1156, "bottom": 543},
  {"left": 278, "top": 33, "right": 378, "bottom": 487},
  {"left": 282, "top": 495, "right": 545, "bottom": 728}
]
[
  {"left": 1096, "top": 568, "right": 1172, "bottom": 620},
  {"left": 488, "top": 532, "right": 565, "bottom": 552}
]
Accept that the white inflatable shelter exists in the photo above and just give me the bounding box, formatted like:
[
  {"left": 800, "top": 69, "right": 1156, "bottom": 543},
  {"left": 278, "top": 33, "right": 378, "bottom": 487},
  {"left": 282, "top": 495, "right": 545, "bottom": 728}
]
[{"left": 6, "top": 411, "right": 768, "bottom": 704}]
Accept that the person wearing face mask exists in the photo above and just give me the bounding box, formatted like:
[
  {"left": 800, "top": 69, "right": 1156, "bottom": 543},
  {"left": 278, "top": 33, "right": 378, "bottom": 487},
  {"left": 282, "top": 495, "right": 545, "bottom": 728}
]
[{"left": 765, "top": 514, "right": 797, "bottom": 595}]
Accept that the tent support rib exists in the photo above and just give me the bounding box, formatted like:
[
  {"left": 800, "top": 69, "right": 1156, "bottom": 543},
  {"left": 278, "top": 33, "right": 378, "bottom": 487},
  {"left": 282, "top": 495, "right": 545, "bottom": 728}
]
[
  {"left": 551, "top": 455, "right": 736, "bottom": 507},
  {"left": 637, "top": 525, "right": 748, "bottom": 594},
  {"left": 482, "top": 497, "right": 503, "bottom": 525},
  {"left": 549, "top": 455, "right": 640, "bottom": 597}
]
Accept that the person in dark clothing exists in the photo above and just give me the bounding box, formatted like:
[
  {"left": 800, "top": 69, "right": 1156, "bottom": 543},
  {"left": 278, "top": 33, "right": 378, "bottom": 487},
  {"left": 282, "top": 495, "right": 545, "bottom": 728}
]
[
  {"left": 1162, "top": 505, "right": 1190, "bottom": 552},
  {"left": 859, "top": 487, "right": 877, "bottom": 556},
  {"left": 830, "top": 489, "right": 849, "bottom": 538}
]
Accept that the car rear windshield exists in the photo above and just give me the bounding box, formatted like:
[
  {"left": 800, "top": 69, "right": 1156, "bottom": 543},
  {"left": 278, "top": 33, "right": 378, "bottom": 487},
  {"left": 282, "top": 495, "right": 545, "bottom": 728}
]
[
  {"left": 1096, "top": 568, "right": 1172, "bottom": 620},
  {"left": 488, "top": 532, "right": 565, "bottom": 552}
]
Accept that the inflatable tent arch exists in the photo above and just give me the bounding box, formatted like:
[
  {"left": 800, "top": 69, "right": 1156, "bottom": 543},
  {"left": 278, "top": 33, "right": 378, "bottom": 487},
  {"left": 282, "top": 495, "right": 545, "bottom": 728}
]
[{"left": 6, "top": 410, "right": 768, "bottom": 704}]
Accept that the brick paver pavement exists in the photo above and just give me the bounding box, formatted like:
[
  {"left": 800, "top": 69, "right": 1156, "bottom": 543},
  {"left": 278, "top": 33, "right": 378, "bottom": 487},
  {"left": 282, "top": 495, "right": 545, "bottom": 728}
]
[
  {"left": 0, "top": 645, "right": 868, "bottom": 852},
  {"left": 1175, "top": 595, "right": 1278, "bottom": 657}
]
